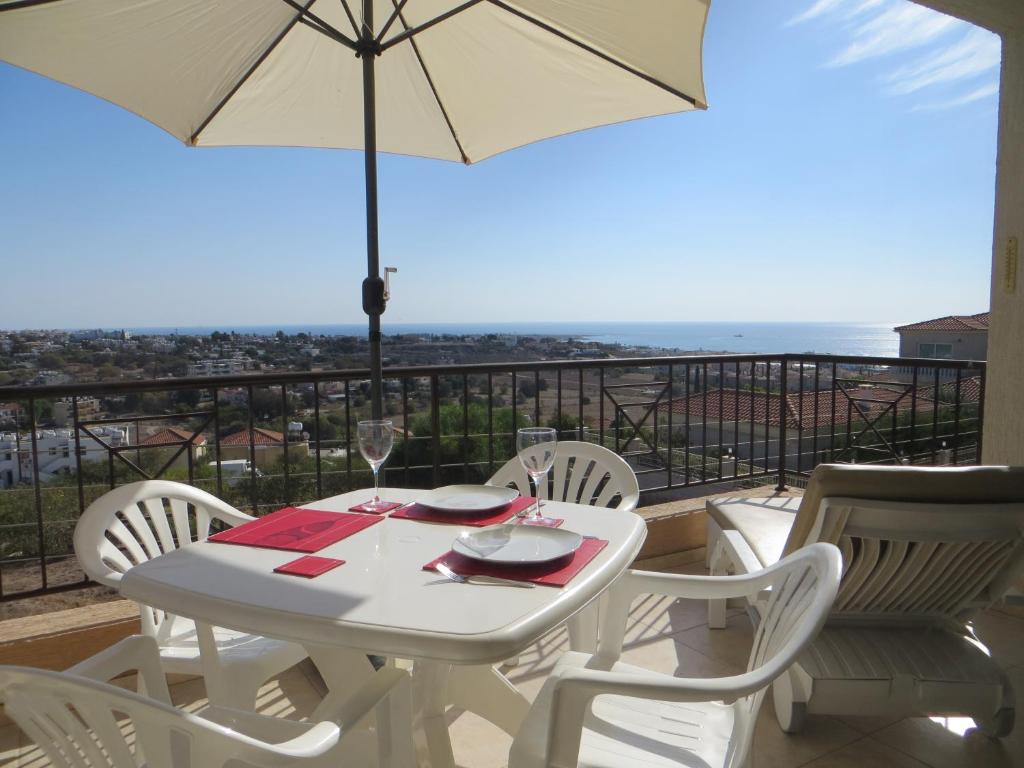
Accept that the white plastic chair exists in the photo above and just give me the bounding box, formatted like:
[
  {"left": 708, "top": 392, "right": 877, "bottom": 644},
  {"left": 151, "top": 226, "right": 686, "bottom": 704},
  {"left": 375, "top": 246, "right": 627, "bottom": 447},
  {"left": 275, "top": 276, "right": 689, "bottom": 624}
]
[
  {"left": 706, "top": 464, "right": 1024, "bottom": 736},
  {"left": 0, "top": 634, "right": 414, "bottom": 768},
  {"left": 507, "top": 542, "right": 842, "bottom": 768},
  {"left": 488, "top": 441, "right": 640, "bottom": 655},
  {"left": 488, "top": 440, "right": 640, "bottom": 513},
  {"left": 74, "top": 480, "right": 308, "bottom": 710}
]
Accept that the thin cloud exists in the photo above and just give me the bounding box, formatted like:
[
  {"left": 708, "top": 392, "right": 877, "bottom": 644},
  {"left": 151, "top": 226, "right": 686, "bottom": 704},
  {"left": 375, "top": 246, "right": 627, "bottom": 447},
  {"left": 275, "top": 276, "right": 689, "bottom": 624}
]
[
  {"left": 787, "top": 0, "right": 883, "bottom": 27},
  {"left": 828, "top": 4, "right": 959, "bottom": 67},
  {"left": 912, "top": 81, "right": 999, "bottom": 111},
  {"left": 886, "top": 28, "right": 1000, "bottom": 95},
  {"left": 789, "top": 0, "right": 1002, "bottom": 110},
  {"left": 786, "top": 0, "right": 846, "bottom": 26}
]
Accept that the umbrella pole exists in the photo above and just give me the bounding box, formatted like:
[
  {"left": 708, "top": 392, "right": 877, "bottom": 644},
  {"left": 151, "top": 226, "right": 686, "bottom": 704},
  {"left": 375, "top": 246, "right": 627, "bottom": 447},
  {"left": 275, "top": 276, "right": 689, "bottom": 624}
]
[{"left": 360, "top": 1, "right": 384, "bottom": 420}]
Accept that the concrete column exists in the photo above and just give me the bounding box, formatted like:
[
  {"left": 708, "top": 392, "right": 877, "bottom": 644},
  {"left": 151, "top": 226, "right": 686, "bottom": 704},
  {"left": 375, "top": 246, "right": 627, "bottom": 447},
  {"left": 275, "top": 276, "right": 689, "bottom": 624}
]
[{"left": 982, "top": 31, "right": 1024, "bottom": 465}]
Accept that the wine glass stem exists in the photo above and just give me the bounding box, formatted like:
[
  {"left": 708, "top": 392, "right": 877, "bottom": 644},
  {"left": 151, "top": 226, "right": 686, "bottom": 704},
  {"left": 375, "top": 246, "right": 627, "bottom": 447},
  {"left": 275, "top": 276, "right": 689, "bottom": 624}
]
[
  {"left": 532, "top": 473, "right": 544, "bottom": 518},
  {"left": 373, "top": 466, "right": 380, "bottom": 504}
]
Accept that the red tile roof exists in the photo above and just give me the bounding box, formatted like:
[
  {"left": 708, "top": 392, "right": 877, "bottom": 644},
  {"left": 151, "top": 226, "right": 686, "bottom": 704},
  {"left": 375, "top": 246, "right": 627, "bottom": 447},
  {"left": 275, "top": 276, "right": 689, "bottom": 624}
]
[
  {"left": 221, "top": 427, "right": 284, "bottom": 446},
  {"left": 918, "top": 375, "right": 983, "bottom": 404},
  {"left": 140, "top": 427, "right": 208, "bottom": 447},
  {"left": 894, "top": 312, "right": 989, "bottom": 332},
  {"left": 668, "top": 386, "right": 935, "bottom": 431}
]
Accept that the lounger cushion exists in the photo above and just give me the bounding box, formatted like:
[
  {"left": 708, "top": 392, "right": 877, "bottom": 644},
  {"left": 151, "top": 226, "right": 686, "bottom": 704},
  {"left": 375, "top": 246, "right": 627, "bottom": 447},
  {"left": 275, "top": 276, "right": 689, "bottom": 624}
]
[{"left": 706, "top": 497, "right": 800, "bottom": 567}]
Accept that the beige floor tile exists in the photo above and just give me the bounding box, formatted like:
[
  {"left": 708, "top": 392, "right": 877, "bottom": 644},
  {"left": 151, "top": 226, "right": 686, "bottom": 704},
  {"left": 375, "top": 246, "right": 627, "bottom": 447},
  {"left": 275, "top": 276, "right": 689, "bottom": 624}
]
[
  {"left": 448, "top": 710, "right": 512, "bottom": 768},
  {"left": 256, "top": 665, "right": 322, "bottom": 720},
  {"left": 168, "top": 674, "right": 209, "bottom": 713},
  {"left": 672, "top": 610, "right": 755, "bottom": 670},
  {"left": 627, "top": 590, "right": 742, "bottom": 637},
  {"left": 834, "top": 713, "right": 906, "bottom": 735},
  {"left": 750, "top": 694, "right": 861, "bottom": 768},
  {"left": 619, "top": 628, "right": 745, "bottom": 678},
  {"left": 797, "top": 736, "right": 930, "bottom": 767},
  {"left": 872, "top": 717, "right": 1023, "bottom": 768}
]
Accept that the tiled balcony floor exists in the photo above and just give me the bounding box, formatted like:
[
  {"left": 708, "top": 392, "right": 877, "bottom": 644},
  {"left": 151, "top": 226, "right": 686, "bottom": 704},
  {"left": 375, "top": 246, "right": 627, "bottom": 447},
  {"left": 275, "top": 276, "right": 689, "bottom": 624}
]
[{"left": 2, "top": 565, "right": 1022, "bottom": 768}]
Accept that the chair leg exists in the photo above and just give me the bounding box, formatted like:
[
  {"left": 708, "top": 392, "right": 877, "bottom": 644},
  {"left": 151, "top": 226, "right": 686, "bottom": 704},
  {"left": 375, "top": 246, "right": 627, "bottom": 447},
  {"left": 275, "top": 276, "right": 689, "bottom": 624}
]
[
  {"left": 976, "top": 707, "right": 1015, "bottom": 738},
  {"left": 567, "top": 602, "right": 599, "bottom": 653},
  {"left": 772, "top": 670, "right": 810, "bottom": 734},
  {"left": 708, "top": 540, "right": 730, "bottom": 630},
  {"left": 377, "top": 673, "right": 417, "bottom": 768}
]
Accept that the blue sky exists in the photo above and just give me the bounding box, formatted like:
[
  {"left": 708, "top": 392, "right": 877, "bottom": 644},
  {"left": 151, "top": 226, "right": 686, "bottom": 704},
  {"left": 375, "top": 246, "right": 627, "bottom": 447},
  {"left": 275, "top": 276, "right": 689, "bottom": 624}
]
[{"left": 0, "top": 0, "right": 1001, "bottom": 329}]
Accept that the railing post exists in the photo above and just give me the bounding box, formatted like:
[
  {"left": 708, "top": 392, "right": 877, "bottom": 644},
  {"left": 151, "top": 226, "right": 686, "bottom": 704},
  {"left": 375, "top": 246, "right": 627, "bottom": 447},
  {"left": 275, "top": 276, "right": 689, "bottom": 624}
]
[
  {"left": 430, "top": 374, "right": 441, "bottom": 486},
  {"left": 776, "top": 356, "right": 788, "bottom": 492}
]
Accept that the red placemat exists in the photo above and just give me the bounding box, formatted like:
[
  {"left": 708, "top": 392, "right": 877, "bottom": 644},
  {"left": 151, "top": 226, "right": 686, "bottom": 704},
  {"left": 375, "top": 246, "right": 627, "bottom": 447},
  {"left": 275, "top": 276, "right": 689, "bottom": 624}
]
[
  {"left": 391, "top": 496, "right": 537, "bottom": 527},
  {"left": 348, "top": 500, "right": 404, "bottom": 514},
  {"left": 422, "top": 537, "right": 608, "bottom": 587},
  {"left": 274, "top": 555, "right": 346, "bottom": 578},
  {"left": 209, "top": 508, "right": 381, "bottom": 552}
]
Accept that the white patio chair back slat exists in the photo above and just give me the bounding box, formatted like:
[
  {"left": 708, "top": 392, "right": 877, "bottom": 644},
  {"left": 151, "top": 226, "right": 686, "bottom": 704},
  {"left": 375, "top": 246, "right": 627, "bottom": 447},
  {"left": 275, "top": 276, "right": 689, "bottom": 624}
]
[
  {"left": 140, "top": 497, "right": 177, "bottom": 553},
  {"left": 76, "top": 480, "right": 253, "bottom": 590},
  {"left": 74, "top": 480, "right": 309, "bottom": 711},
  {"left": 488, "top": 441, "right": 639, "bottom": 512}
]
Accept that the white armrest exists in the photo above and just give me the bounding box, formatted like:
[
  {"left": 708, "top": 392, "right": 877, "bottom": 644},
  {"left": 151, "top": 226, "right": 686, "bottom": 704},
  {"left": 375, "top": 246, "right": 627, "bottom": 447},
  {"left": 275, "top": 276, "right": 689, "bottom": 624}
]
[
  {"left": 207, "top": 505, "right": 256, "bottom": 528},
  {"left": 609, "top": 561, "right": 778, "bottom": 604},
  {"left": 67, "top": 635, "right": 171, "bottom": 705},
  {"left": 237, "top": 721, "right": 341, "bottom": 763},
  {"left": 211, "top": 667, "right": 410, "bottom": 765},
  {"left": 719, "top": 529, "right": 764, "bottom": 576}
]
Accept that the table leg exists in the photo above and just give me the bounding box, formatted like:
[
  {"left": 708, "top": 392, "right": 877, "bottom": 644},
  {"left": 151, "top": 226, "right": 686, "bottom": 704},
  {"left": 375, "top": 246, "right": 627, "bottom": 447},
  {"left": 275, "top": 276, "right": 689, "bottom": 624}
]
[
  {"left": 410, "top": 661, "right": 455, "bottom": 768},
  {"left": 304, "top": 644, "right": 377, "bottom": 722}
]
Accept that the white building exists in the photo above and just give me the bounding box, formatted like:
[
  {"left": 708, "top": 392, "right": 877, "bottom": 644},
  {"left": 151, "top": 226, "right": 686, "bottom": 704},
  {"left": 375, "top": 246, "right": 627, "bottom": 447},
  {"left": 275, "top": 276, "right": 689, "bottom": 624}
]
[
  {"left": 186, "top": 358, "right": 253, "bottom": 377},
  {"left": 0, "top": 425, "right": 130, "bottom": 488}
]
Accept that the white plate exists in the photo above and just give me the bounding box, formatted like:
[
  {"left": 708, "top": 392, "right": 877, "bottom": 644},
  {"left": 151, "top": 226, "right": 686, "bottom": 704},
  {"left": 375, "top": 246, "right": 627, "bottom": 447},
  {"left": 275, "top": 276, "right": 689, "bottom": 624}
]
[
  {"left": 452, "top": 524, "right": 583, "bottom": 564},
  {"left": 419, "top": 485, "right": 519, "bottom": 514}
]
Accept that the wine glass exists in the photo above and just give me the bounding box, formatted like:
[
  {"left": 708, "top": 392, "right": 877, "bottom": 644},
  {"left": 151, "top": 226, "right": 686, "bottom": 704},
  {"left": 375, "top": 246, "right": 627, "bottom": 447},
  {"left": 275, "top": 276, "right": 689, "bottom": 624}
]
[
  {"left": 357, "top": 419, "right": 394, "bottom": 512},
  {"left": 517, "top": 427, "right": 558, "bottom": 525}
]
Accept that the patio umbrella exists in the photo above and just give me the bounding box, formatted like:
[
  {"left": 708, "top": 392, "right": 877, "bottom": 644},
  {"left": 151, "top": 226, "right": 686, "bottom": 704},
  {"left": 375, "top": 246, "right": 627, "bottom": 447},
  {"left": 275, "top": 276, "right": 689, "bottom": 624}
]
[{"left": 0, "top": 0, "right": 710, "bottom": 417}]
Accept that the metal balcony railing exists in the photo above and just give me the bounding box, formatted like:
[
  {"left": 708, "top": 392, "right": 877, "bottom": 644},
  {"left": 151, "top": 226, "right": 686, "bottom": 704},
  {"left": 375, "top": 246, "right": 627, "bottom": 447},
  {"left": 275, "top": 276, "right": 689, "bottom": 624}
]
[{"left": 0, "top": 353, "right": 985, "bottom": 602}]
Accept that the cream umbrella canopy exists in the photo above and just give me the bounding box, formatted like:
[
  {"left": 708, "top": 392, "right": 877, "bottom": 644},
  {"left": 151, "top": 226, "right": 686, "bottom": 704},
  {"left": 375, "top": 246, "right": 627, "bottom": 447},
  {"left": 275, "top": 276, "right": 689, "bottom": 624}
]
[{"left": 0, "top": 0, "right": 710, "bottom": 416}]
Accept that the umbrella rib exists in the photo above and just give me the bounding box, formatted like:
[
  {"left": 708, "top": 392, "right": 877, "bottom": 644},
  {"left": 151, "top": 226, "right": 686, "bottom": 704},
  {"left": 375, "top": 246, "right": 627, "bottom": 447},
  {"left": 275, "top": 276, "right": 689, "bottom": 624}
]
[
  {"left": 279, "top": 0, "right": 358, "bottom": 49},
  {"left": 338, "top": 0, "right": 361, "bottom": 39},
  {"left": 379, "top": 0, "right": 485, "bottom": 52},
  {"left": 487, "top": 0, "right": 703, "bottom": 108},
  {"left": 375, "top": 0, "right": 412, "bottom": 45},
  {"left": 388, "top": 0, "right": 470, "bottom": 164},
  {"left": 190, "top": 0, "right": 345, "bottom": 145}
]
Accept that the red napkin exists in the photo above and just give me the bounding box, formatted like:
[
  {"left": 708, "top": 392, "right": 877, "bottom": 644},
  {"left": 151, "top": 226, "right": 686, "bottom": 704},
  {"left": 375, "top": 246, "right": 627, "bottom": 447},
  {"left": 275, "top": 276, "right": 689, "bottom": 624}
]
[
  {"left": 422, "top": 537, "right": 608, "bottom": 587},
  {"left": 348, "top": 500, "right": 404, "bottom": 514},
  {"left": 274, "top": 555, "right": 345, "bottom": 578},
  {"left": 391, "top": 496, "right": 538, "bottom": 527},
  {"left": 209, "top": 508, "right": 381, "bottom": 552}
]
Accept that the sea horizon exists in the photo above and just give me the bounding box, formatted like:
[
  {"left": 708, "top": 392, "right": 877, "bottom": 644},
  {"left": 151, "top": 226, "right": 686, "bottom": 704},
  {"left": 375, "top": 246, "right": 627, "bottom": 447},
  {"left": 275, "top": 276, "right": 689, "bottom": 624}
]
[{"left": 53, "top": 320, "right": 905, "bottom": 358}]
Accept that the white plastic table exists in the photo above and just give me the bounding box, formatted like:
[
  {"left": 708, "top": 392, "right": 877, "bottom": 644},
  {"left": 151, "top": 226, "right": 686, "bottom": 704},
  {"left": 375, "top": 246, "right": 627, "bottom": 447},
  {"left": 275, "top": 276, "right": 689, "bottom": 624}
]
[{"left": 120, "top": 487, "right": 646, "bottom": 768}]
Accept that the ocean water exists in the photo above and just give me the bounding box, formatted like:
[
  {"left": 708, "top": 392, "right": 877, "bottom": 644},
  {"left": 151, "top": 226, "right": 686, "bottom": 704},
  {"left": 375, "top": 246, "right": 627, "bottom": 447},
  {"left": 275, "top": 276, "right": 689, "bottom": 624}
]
[{"left": 126, "top": 321, "right": 901, "bottom": 357}]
